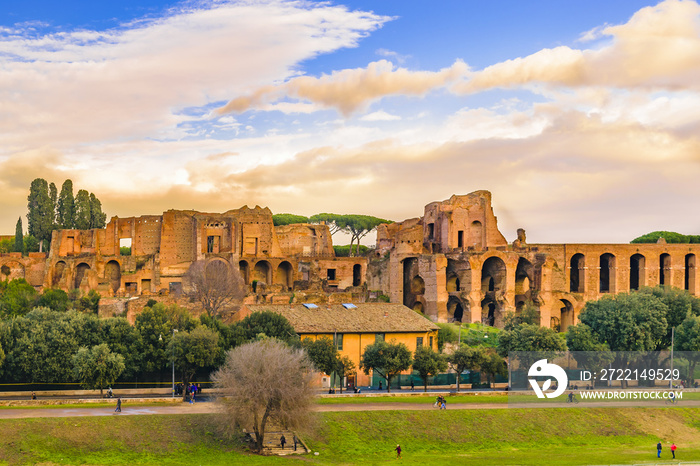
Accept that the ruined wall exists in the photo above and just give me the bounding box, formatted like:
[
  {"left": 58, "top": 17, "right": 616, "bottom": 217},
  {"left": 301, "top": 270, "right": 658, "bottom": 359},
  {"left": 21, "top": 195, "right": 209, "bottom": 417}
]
[{"left": 275, "top": 224, "right": 334, "bottom": 256}]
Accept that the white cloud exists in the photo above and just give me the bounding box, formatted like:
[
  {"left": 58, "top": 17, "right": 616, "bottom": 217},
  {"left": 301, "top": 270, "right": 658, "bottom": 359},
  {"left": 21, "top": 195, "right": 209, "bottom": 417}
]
[{"left": 360, "top": 110, "right": 401, "bottom": 121}]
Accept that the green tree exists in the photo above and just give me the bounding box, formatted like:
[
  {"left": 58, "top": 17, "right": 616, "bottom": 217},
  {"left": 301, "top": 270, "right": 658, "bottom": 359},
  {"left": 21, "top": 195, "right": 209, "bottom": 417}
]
[
  {"left": 301, "top": 337, "right": 339, "bottom": 381},
  {"left": 336, "top": 355, "right": 356, "bottom": 394},
  {"left": 497, "top": 323, "right": 567, "bottom": 368},
  {"left": 272, "top": 214, "right": 309, "bottom": 226},
  {"left": 436, "top": 323, "right": 458, "bottom": 352},
  {"left": 675, "top": 314, "right": 700, "bottom": 386},
  {"left": 49, "top": 182, "right": 58, "bottom": 227},
  {"left": 447, "top": 345, "right": 486, "bottom": 392},
  {"left": 23, "top": 234, "right": 40, "bottom": 253},
  {"left": 72, "top": 343, "right": 125, "bottom": 396},
  {"left": 57, "top": 179, "right": 75, "bottom": 229},
  {"left": 0, "top": 239, "right": 13, "bottom": 253},
  {"left": 360, "top": 339, "right": 413, "bottom": 392},
  {"left": 89, "top": 193, "right": 107, "bottom": 228},
  {"left": 503, "top": 305, "right": 541, "bottom": 330},
  {"left": 480, "top": 349, "right": 507, "bottom": 389},
  {"left": 74, "top": 189, "right": 91, "bottom": 230},
  {"left": 638, "top": 286, "right": 700, "bottom": 349},
  {"left": 412, "top": 345, "right": 447, "bottom": 392},
  {"left": 100, "top": 317, "right": 143, "bottom": 379},
  {"left": 73, "top": 289, "right": 101, "bottom": 313},
  {"left": 231, "top": 311, "right": 298, "bottom": 346},
  {"left": 0, "top": 278, "right": 38, "bottom": 317},
  {"left": 169, "top": 326, "right": 219, "bottom": 399},
  {"left": 631, "top": 231, "right": 700, "bottom": 244},
  {"left": 27, "top": 178, "right": 54, "bottom": 251},
  {"left": 14, "top": 217, "right": 23, "bottom": 254},
  {"left": 135, "top": 304, "right": 174, "bottom": 373},
  {"left": 579, "top": 292, "right": 668, "bottom": 351},
  {"left": 36, "top": 288, "right": 71, "bottom": 312},
  {"left": 343, "top": 214, "right": 392, "bottom": 256}
]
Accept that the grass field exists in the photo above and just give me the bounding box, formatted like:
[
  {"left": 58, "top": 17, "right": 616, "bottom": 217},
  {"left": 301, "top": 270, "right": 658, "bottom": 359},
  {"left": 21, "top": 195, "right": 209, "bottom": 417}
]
[{"left": 0, "top": 407, "right": 698, "bottom": 465}]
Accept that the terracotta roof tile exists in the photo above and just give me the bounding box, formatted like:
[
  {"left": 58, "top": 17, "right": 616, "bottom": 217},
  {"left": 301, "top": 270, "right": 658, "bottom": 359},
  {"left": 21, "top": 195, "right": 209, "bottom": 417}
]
[{"left": 241, "top": 303, "right": 438, "bottom": 334}]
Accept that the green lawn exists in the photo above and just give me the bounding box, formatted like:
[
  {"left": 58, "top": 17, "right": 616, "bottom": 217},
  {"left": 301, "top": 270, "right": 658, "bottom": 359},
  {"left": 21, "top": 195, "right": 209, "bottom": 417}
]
[
  {"left": 317, "top": 393, "right": 508, "bottom": 404},
  {"left": 0, "top": 408, "right": 697, "bottom": 465}
]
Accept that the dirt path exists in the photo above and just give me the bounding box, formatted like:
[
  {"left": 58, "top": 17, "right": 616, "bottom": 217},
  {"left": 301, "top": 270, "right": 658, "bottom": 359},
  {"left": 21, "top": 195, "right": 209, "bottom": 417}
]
[{"left": 0, "top": 399, "right": 697, "bottom": 419}]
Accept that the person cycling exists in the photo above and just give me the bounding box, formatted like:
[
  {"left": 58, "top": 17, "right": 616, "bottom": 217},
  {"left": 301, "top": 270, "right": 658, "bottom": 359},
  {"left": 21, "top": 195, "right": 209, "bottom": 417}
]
[{"left": 567, "top": 391, "right": 576, "bottom": 403}]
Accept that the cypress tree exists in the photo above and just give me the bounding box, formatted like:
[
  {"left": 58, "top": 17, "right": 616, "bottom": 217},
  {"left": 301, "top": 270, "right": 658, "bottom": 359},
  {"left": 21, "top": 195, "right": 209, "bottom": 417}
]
[
  {"left": 89, "top": 193, "right": 107, "bottom": 228},
  {"left": 14, "top": 217, "right": 23, "bottom": 254},
  {"left": 74, "top": 189, "right": 91, "bottom": 230},
  {"left": 57, "top": 180, "right": 75, "bottom": 228},
  {"left": 27, "top": 178, "right": 54, "bottom": 250}
]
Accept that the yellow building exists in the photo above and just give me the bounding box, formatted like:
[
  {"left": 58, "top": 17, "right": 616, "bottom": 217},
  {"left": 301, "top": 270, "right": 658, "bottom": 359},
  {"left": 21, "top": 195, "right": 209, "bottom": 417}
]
[{"left": 237, "top": 303, "right": 439, "bottom": 388}]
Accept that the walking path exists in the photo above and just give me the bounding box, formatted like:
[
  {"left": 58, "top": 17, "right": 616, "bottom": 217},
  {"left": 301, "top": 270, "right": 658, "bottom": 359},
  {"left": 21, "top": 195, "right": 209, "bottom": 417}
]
[{"left": 0, "top": 399, "right": 698, "bottom": 419}]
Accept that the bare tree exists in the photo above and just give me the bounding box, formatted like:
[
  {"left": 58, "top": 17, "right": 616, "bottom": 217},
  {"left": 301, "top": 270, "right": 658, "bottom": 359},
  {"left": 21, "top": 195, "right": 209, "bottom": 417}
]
[
  {"left": 212, "top": 339, "right": 317, "bottom": 452},
  {"left": 183, "top": 260, "right": 246, "bottom": 318}
]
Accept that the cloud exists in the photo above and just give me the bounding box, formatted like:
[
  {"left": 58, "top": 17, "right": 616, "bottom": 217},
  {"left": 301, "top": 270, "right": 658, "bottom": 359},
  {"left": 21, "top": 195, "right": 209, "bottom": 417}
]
[
  {"left": 216, "top": 59, "right": 469, "bottom": 116},
  {"left": 360, "top": 111, "right": 401, "bottom": 121},
  {"left": 455, "top": 0, "right": 700, "bottom": 93},
  {"left": 0, "top": 0, "right": 389, "bottom": 152},
  {"left": 376, "top": 48, "right": 410, "bottom": 63}
]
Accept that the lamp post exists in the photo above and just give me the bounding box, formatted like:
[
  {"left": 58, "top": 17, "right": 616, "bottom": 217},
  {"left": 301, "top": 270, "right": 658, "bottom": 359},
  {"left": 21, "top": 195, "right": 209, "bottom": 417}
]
[{"left": 172, "top": 329, "right": 178, "bottom": 398}]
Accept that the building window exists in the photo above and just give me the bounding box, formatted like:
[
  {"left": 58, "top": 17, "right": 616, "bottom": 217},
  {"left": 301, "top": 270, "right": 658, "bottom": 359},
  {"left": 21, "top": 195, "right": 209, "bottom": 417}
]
[
  {"left": 429, "top": 336, "right": 433, "bottom": 348},
  {"left": 327, "top": 269, "right": 336, "bottom": 280},
  {"left": 375, "top": 333, "right": 385, "bottom": 342},
  {"left": 416, "top": 337, "right": 423, "bottom": 348},
  {"left": 333, "top": 333, "right": 343, "bottom": 351}
]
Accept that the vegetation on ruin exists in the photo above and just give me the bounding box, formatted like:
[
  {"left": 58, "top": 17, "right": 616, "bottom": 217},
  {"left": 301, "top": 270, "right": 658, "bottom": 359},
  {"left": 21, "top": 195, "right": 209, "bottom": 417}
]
[
  {"left": 1, "top": 408, "right": 699, "bottom": 465},
  {"left": 310, "top": 213, "right": 392, "bottom": 256},
  {"left": 631, "top": 230, "right": 700, "bottom": 243},
  {"left": 333, "top": 244, "right": 371, "bottom": 256},
  {"left": 272, "top": 213, "right": 309, "bottom": 226},
  {"left": 26, "top": 178, "right": 107, "bottom": 252}
]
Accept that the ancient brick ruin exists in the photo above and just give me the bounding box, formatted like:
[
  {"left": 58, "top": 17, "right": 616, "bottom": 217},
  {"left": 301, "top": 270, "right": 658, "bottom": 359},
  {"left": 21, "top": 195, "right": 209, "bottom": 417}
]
[
  {"left": 0, "top": 206, "right": 366, "bottom": 309},
  {"left": 1, "top": 191, "right": 697, "bottom": 330},
  {"left": 368, "top": 190, "right": 700, "bottom": 331}
]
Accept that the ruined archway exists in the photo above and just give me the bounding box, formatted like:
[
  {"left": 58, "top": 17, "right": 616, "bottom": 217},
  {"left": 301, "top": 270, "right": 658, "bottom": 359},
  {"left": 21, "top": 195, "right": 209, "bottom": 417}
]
[
  {"left": 570, "top": 254, "right": 585, "bottom": 293},
  {"left": 470, "top": 221, "right": 483, "bottom": 249},
  {"left": 411, "top": 275, "right": 425, "bottom": 295},
  {"left": 275, "top": 261, "right": 293, "bottom": 288},
  {"left": 481, "top": 256, "right": 506, "bottom": 327},
  {"left": 446, "top": 273, "right": 460, "bottom": 292},
  {"left": 560, "top": 299, "right": 574, "bottom": 332},
  {"left": 481, "top": 296, "right": 497, "bottom": 327},
  {"left": 447, "top": 296, "right": 466, "bottom": 323},
  {"left": 239, "top": 260, "right": 249, "bottom": 284},
  {"left": 686, "top": 254, "right": 696, "bottom": 294},
  {"left": 105, "top": 260, "right": 121, "bottom": 293},
  {"left": 0, "top": 261, "right": 24, "bottom": 281},
  {"left": 253, "top": 260, "right": 271, "bottom": 284},
  {"left": 599, "top": 253, "right": 616, "bottom": 293},
  {"left": 660, "top": 253, "right": 671, "bottom": 286},
  {"left": 630, "top": 254, "right": 645, "bottom": 291},
  {"left": 53, "top": 261, "right": 67, "bottom": 286},
  {"left": 75, "top": 263, "right": 90, "bottom": 289},
  {"left": 353, "top": 264, "right": 362, "bottom": 287}
]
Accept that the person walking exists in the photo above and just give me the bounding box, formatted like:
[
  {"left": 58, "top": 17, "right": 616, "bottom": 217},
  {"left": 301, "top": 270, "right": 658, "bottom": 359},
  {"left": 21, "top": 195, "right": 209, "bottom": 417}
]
[
  {"left": 280, "top": 434, "right": 286, "bottom": 450},
  {"left": 671, "top": 442, "right": 677, "bottom": 459},
  {"left": 293, "top": 435, "right": 298, "bottom": 451},
  {"left": 395, "top": 444, "right": 402, "bottom": 459},
  {"left": 410, "top": 381, "right": 414, "bottom": 391},
  {"left": 115, "top": 397, "right": 122, "bottom": 413},
  {"left": 657, "top": 441, "right": 662, "bottom": 458}
]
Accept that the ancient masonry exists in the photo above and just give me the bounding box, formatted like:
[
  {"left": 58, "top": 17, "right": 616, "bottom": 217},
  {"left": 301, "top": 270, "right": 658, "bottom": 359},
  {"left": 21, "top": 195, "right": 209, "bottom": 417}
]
[
  {"left": 366, "top": 190, "right": 699, "bottom": 331},
  {"left": 0, "top": 191, "right": 697, "bottom": 330},
  {"left": 0, "top": 206, "right": 367, "bottom": 311}
]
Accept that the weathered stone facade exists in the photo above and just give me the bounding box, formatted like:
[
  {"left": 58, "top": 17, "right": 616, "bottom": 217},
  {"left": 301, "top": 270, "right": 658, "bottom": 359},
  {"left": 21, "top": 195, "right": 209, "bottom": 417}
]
[
  {"left": 368, "top": 190, "right": 700, "bottom": 331},
  {"left": 0, "top": 206, "right": 366, "bottom": 306}
]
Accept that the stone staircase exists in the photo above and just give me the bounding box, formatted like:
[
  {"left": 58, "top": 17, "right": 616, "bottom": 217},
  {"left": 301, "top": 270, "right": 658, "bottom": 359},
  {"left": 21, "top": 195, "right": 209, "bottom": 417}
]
[{"left": 252, "top": 430, "right": 309, "bottom": 456}]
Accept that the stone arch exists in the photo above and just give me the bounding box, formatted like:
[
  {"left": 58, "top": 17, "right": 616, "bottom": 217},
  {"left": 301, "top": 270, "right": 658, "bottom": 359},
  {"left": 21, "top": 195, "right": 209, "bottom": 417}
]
[
  {"left": 75, "top": 263, "right": 91, "bottom": 289},
  {"left": 53, "top": 261, "right": 67, "bottom": 286},
  {"left": 413, "top": 301, "right": 424, "bottom": 314},
  {"left": 481, "top": 296, "right": 497, "bottom": 327},
  {"left": 686, "top": 254, "right": 696, "bottom": 294},
  {"left": 446, "top": 272, "right": 460, "bottom": 292},
  {"left": 599, "top": 253, "right": 616, "bottom": 293},
  {"left": 515, "top": 257, "right": 534, "bottom": 295},
  {"left": 570, "top": 254, "right": 585, "bottom": 293},
  {"left": 481, "top": 256, "right": 506, "bottom": 292},
  {"left": 275, "top": 261, "right": 293, "bottom": 288},
  {"left": 447, "top": 296, "right": 467, "bottom": 323},
  {"left": 353, "top": 263, "right": 362, "bottom": 287},
  {"left": 105, "top": 260, "right": 121, "bottom": 293},
  {"left": 470, "top": 221, "right": 483, "bottom": 249},
  {"left": 0, "top": 265, "right": 8, "bottom": 277},
  {"left": 660, "top": 253, "right": 672, "bottom": 286},
  {"left": 630, "top": 254, "right": 645, "bottom": 291},
  {"left": 559, "top": 299, "right": 574, "bottom": 332},
  {"left": 253, "top": 260, "right": 271, "bottom": 284},
  {"left": 239, "top": 260, "right": 249, "bottom": 284},
  {"left": 411, "top": 275, "right": 425, "bottom": 295}
]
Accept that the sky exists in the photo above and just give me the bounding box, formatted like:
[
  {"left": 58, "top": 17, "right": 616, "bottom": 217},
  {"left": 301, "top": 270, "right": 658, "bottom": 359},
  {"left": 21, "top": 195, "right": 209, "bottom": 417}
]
[{"left": 1, "top": 0, "right": 699, "bottom": 244}]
